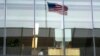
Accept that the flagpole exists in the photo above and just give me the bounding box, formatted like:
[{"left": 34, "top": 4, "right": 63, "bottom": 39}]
[
  {"left": 90, "top": 0, "right": 96, "bottom": 56},
  {"left": 3, "top": 0, "right": 7, "bottom": 55},
  {"left": 34, "top": 0, "right": 36, "bottom": 50},
  {"left": 20, "top": 27, "right": 23, "bottom": 56},
  {"left": 62, "top": 0, "right": 66, "bottom": 56},
  {"left": 44, "top": 0, "right": 47, "bottom": 27},
  {"left": 31, "top": 0, "right": 36, "bottom": 55}
]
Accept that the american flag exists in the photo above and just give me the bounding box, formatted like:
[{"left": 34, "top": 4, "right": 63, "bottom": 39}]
[{"left": 47, "top": 2, "right": 68, "bottom": 15}]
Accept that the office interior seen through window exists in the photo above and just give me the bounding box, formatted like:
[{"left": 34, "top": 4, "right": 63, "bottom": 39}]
[{"left": 0, "top": 0, "right": 100, "bottom": 56}]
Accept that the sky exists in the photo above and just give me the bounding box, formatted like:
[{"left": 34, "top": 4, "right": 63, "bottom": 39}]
[{"left": 0, "top": 0, "right": 100, "bottom": 28}]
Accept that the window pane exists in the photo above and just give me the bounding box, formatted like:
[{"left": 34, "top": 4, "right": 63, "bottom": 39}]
[{"left": 6, "top": 0, "right": 34, "bottom": 28}]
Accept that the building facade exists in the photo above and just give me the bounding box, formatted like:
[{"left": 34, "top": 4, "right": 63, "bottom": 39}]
[{"left": 0, "top": 0, "right": 100, "bottom": 56}]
